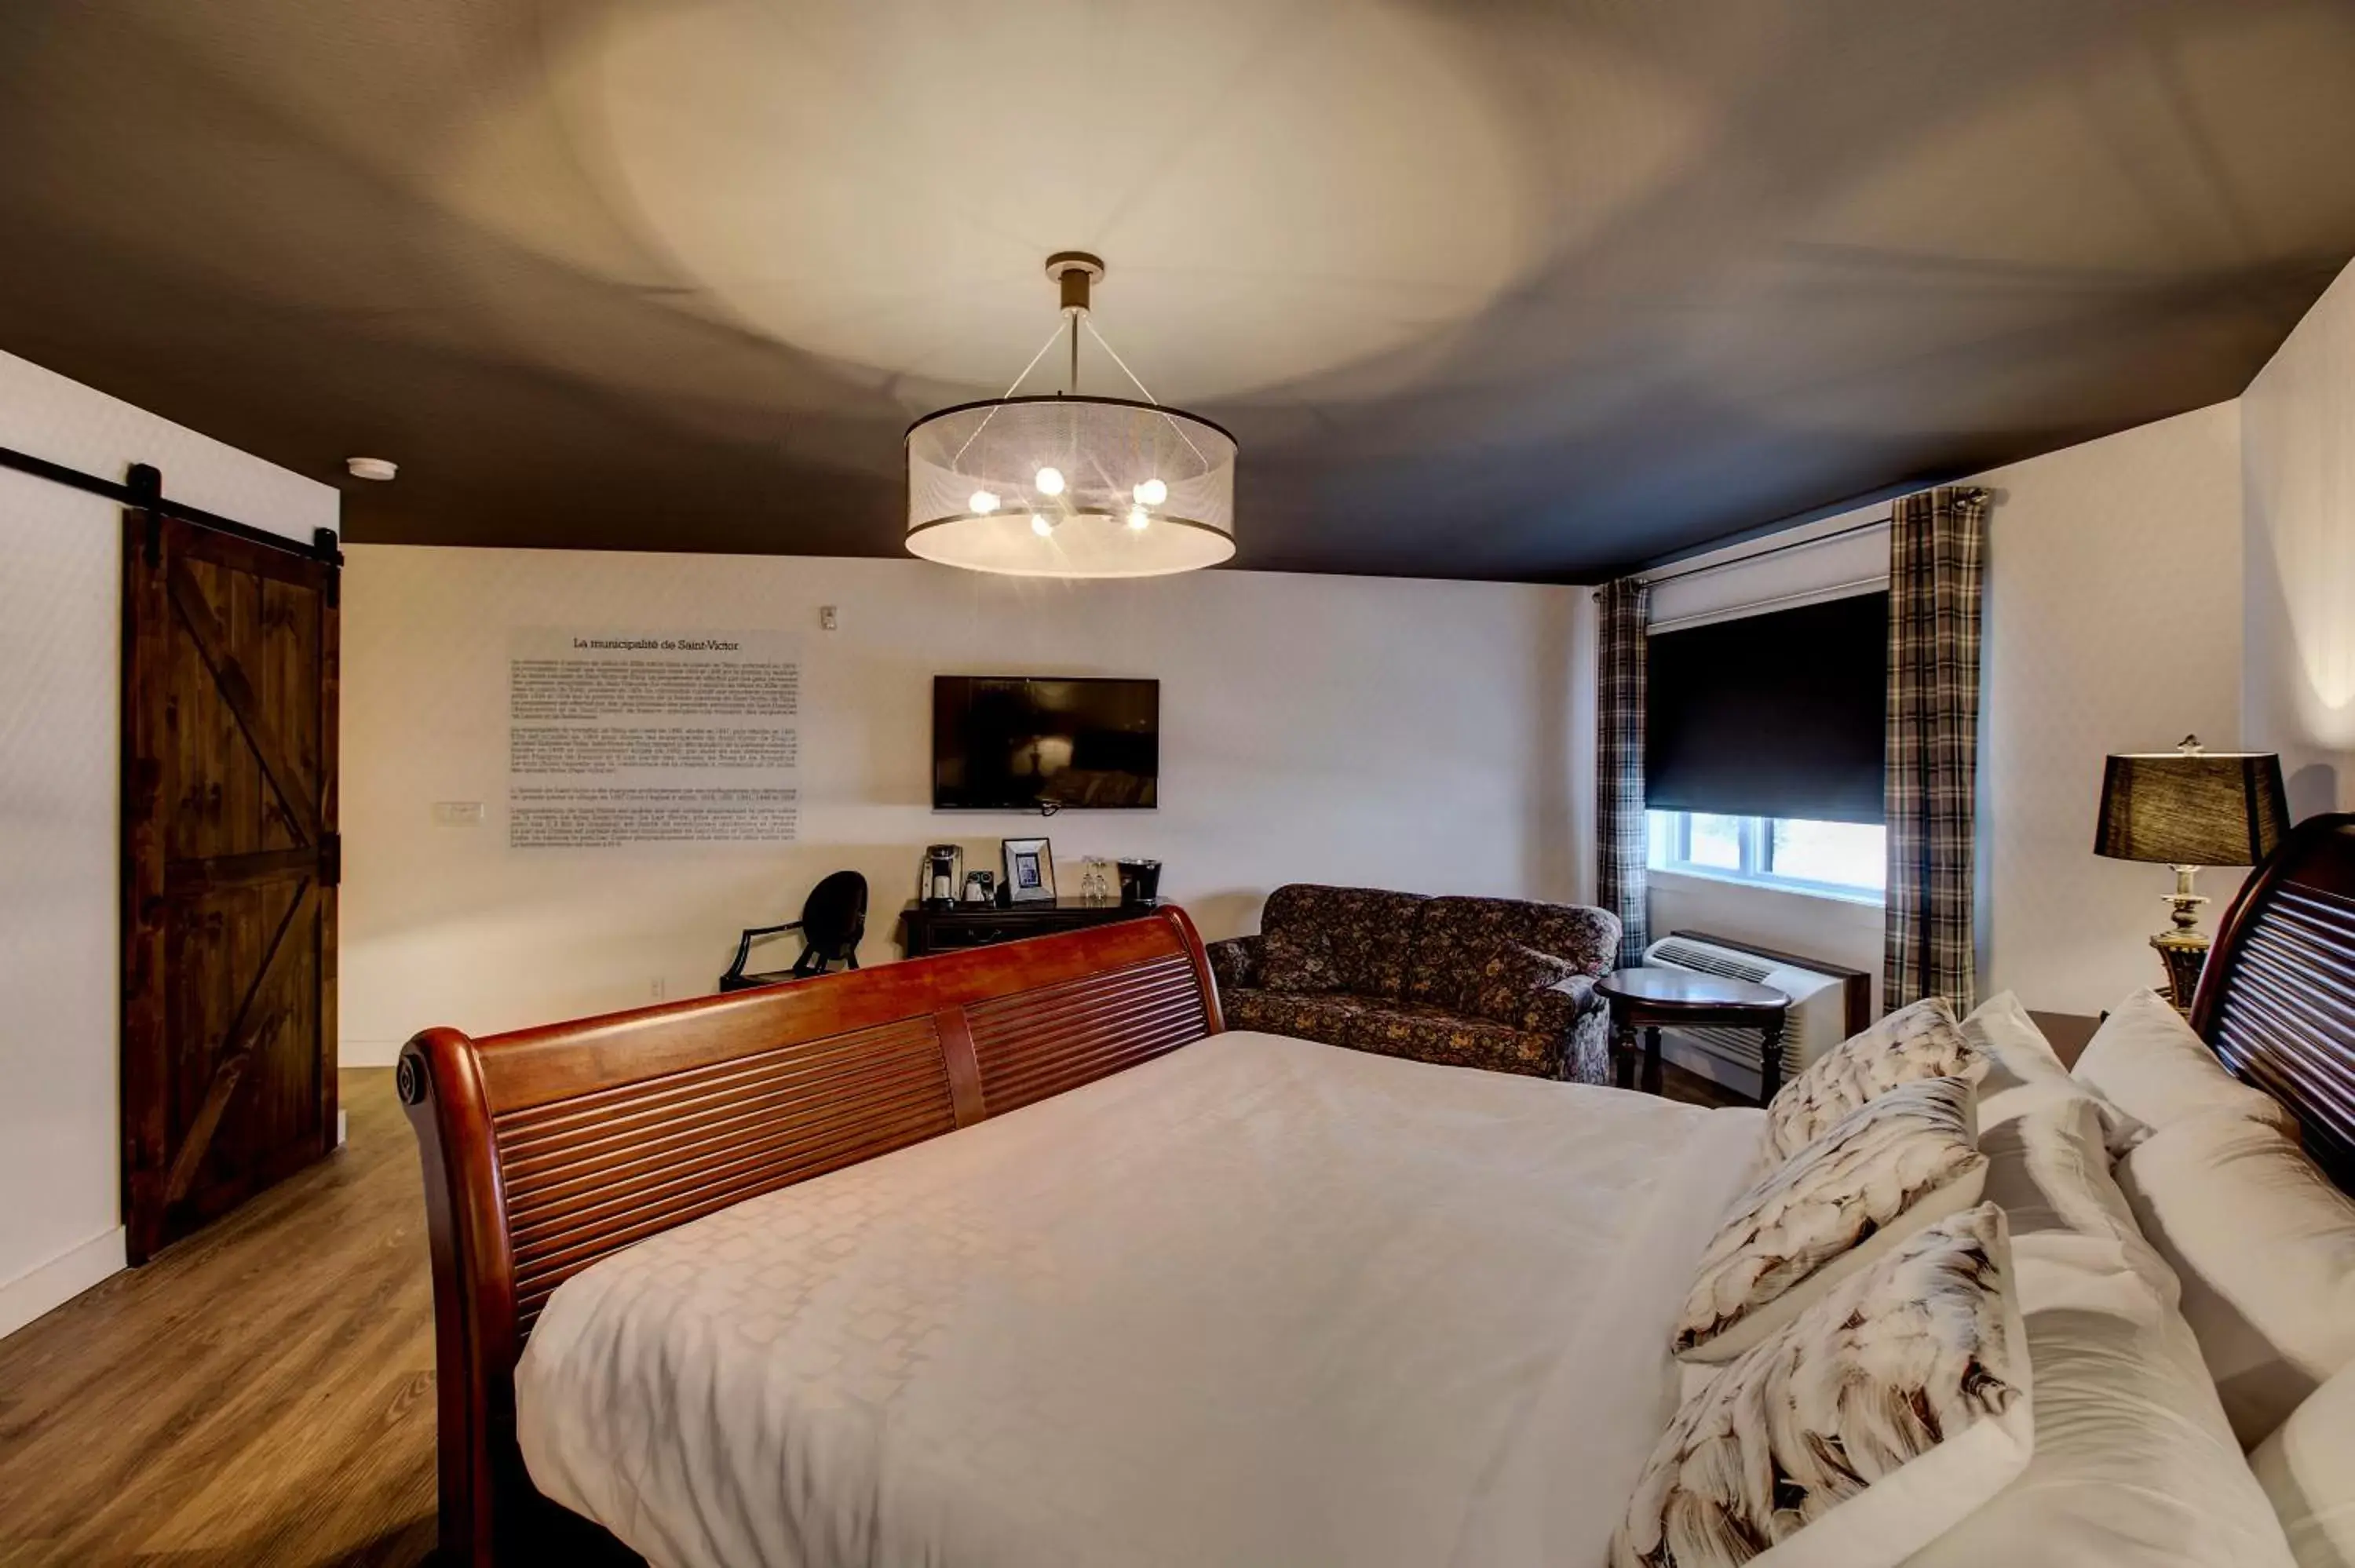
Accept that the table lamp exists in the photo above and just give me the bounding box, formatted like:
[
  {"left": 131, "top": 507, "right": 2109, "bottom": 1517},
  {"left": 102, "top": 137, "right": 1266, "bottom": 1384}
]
[{"left": 2094, "top": 735, "right": 2290, "bottom": 1011}]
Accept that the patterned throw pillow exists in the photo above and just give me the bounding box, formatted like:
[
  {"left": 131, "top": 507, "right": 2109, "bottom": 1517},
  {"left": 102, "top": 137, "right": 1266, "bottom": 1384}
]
[
  {"left": 1677, "top": 1076, "right": 1987, "bottom": 1363},
  {"left": 1762, "top": 997, "right": 1980, "bottom": 1165},
  {"left": 1258, "top": 926, "right": 1342, "bottom": 994},
  {"left": 1618, "top": 1204, "right": 2033, "bottom": 1568},
  {"left": 1464, "top": 943, "right": 1580, "bottom": 1029}
]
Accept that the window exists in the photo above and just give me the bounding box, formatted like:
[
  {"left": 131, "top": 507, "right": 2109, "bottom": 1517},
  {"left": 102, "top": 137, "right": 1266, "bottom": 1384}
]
[{"left": 1648, "top": 810, "right": 1885, "bottom": 900}]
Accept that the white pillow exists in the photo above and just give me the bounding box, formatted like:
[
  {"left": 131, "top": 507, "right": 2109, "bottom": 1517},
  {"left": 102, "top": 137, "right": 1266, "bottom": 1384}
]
[
  {"left": 2072, "top": 988, "right": 2296, "bottom": 1134},
  {"left": 1619, "top": 1205, "right": 2033, "bottom": 1568},
  {"left": 1905, "top": 1094, "right": 2298, "bottom": 1568},
  {"left": 2251, "top": 1360, "right": 2355, "bottom": 1568},
  {"left": 1963, "top": 991, "right": 2146, "bottom": 1152},
  {"left": 1762, "top": 996, "right": 1981, "bottom": 1164},
  {"left": 1676, "top": 1077, "right": 1988, "bottom": 1364},
  {"left": 2115, "top": 1110, "right": 2355, "bottom": 1448}
]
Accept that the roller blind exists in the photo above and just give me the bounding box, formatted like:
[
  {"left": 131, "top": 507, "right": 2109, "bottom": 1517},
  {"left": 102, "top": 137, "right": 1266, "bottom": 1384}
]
[{"left": 1645, "top": 591, "right": 1887, "bottom": 824}]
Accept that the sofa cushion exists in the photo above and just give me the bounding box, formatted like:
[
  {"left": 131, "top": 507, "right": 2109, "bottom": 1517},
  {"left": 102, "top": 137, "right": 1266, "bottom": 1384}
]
[
  {"left": 1345, "top": 1001, "right": 1556, "bottom": 1078},
  {"left": 1259, "top": 884, "right": 1429, "bottom": 1001},
  {"left": 1221, "top": 990, "right": 1380, "bottom": 1046},
  {"left": 1409, "top": 895, "right": 1619, "bottom": 1011},
  {"left": 1258, "top": 926, "right": 1343, "bottom": 994}
]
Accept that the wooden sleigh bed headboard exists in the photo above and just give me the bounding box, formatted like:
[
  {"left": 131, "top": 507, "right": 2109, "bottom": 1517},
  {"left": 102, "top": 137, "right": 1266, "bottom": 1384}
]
[
  {"left": 398, "top": 906, "right": 1223, "bottom": 1566},
  {"left": 2191, "top": 810, "right": 2355, "bottom": 1194}
]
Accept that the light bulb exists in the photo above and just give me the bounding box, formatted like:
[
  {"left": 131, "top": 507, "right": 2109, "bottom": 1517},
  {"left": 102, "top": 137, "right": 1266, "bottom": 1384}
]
[
  {"left": 968, "top": 489, "right": 999, "bottom": 515},
  {"left": 1034, "top": 466, "right": 1065, "bottom": 497},
  {"left": 1132, "top": 477, "right": 1167, "bottom": 506},
  {"left": 1126, "top": 505, "right": 1150, "bottom": 531},
  {"left": 1030, "top": 512, "right": 1054, "bottom": 538}
]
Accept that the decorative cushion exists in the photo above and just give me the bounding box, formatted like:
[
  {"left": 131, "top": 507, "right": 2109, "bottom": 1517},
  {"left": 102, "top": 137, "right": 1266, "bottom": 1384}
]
[
  {"left": 1258, "top": 926, "right": 1342, "bottom": 994},
  {"left": 2114, "top": 1110, "right": 2355, "bottom": 1448},
  {"left": 1676, "top": 1075, "right": 1988, "bottom": 1364},
  {"left": 2250, "top": 1359, "right": 2355, "bottom": 1568},
  {"left": 1907, "top": 1093, "right": 2299, "bottom": 1568},
  {"left": 1463, "top": 943, "right": 1581, "bottom": 1028},
  {"left": 1760, "top": 996, "right": 1977, "bottom": 1165},
  {"left": 2072, "top": 987, "right": 2296, "bottom": 1135},
  {"left": 1618, "top": 1203, "right": 2033, "bottom": 1568},
  {"left": 1964, "top": 991, "right": 2148, "bottom": 1153}
]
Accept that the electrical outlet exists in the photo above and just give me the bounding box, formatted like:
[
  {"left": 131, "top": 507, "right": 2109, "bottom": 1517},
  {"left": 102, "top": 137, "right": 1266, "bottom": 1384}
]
[
  {"left": 432, "top": 800, "right": 484, "bottom": 826},
  {"left": 651, "top": 977, "right": 667, "bottom": 1001},
  {"left": 820, "top": 604, "right": 838, "bottom": 631}
]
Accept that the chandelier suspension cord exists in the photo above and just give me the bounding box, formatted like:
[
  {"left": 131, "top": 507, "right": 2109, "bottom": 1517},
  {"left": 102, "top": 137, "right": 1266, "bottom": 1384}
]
[
  {"left": 1083, "top": 317, "right": 1208, "bottom": 465},
  {"left": 951, "top": 320, "right": 1071, "bottom": 465}
]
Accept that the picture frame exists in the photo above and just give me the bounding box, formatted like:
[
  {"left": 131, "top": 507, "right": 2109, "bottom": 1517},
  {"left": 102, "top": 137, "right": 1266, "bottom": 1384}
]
[{"left": 1002, "top": 837, "right": 1056, "bottom": 903}]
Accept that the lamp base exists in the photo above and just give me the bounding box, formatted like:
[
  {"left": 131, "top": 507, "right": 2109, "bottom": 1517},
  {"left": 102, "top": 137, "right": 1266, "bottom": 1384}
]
[{"left": 2149, "top": 928, "right": 2210, "bottom": 1016}]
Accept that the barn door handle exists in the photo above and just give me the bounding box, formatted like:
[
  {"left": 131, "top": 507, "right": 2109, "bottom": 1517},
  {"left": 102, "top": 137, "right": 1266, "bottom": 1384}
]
[{"left": 317, "top": 832, "right": 341, "bottom": 888}]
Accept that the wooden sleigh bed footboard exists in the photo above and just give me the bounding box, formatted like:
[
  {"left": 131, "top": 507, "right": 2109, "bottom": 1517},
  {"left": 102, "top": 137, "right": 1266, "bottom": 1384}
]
[{"left": 397, "top": 906, "right": 1224, "bottom": 1566}]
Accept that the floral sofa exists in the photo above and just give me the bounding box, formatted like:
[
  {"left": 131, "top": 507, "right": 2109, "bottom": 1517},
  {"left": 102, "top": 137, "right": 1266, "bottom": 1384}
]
[{"left": 1204, "top": 884, "right": 1622, "bottom": 1083}]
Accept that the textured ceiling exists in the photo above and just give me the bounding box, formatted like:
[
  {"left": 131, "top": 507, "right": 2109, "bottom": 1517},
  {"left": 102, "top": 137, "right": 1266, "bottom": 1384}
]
[{"left": 2, "top": 0, "right": 2352, "bottom": 582}]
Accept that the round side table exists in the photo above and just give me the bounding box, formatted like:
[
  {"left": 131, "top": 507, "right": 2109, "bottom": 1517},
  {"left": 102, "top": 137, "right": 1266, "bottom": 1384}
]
[{"left": 1596, "top": 968, "right": 1792, "bottom": 1103}]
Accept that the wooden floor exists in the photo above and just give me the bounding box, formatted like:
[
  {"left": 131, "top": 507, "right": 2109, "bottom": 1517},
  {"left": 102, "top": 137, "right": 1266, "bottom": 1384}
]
[
  {"left": 0, "top": 1055, "right": 1737, "bottom": 1567},
  {"left": 0, "top": 1070, "right": 436, "bottom": 1567}
]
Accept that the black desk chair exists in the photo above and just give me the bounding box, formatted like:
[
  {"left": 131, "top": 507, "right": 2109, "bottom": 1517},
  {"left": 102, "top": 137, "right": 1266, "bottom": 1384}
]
[{"left": 719, "top": 870, "right": 868, "bottom": 993}]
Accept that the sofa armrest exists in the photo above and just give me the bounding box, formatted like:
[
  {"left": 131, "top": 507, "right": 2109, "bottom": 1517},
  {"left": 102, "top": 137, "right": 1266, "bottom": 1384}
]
[
  {"left": 1518, "top": 972, "right": 1600, "bottom": 1037},
  {"left": 1206, "top": 934, "right": 1264, "bottom": 993},
  {"left": 1558, "top": 908, "right": 1623, "bottom": 978}
]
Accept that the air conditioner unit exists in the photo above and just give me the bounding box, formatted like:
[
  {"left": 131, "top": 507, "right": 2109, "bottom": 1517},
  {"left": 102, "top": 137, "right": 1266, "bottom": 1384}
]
[{"left": 1641, "top": 935, "right": 1854, "bottom": 1099}]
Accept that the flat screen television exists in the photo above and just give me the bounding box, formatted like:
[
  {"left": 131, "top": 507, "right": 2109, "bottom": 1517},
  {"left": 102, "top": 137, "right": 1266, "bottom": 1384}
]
[{"left": 932, "top": 676, "right": 1159, "bottom": 811}]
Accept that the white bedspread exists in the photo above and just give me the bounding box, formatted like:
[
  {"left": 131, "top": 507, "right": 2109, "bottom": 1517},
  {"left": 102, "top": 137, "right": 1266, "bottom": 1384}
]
[{"left": 517, "top": 1030, "right": 1762, "bottom": 1568}]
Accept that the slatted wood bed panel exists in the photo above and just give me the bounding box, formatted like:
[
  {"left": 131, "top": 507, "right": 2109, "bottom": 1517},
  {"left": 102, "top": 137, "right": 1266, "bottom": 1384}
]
[
  {"left": 399, "top": 906, "right": 1224, "bottom": 1567},
  {"left": 496, "top": 1015, "right": 959, "bottom": 1338},
  {"left": 968, "top": 951, "right": 1210, "bottom": 1115},
  {"left": 2193, "top": 811, "right": 2355, "bottom": 1193}
]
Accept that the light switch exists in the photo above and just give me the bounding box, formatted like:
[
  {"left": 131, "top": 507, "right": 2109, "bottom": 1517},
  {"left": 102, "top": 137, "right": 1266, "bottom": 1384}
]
[
  {"left": 433, "top": 800, "right": 485, "bottom": 826},
  {"left": 820, "top": 605, "right": 839, "bottom": 631}
]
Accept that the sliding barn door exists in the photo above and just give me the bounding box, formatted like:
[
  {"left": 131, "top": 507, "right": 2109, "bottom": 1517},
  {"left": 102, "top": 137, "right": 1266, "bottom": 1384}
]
[{"left": 121, "top": 505, "right": 340, "bottom": 1263}]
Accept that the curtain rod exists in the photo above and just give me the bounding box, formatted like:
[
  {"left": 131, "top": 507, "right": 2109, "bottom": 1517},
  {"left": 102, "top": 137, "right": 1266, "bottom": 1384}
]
[{"left": 1638, "top": 483, "right": 1989, "bottom": 589}]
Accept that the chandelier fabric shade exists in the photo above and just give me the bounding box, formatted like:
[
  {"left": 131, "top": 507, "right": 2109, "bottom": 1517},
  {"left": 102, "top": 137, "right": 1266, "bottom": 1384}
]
[
  {"left": 906, "top": 396, "right": 1236, "bottom": 578},
  {"left": 904, "top": 253, "right": 1238, "bottom": 578}
]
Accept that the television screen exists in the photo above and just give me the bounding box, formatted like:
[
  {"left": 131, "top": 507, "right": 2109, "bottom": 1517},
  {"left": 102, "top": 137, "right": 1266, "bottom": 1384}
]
[{"left": 933, "top": 676, "right": 1159, "bottom": 810}]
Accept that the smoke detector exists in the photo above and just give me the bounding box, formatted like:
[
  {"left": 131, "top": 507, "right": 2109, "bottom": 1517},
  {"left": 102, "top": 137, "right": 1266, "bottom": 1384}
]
[{"left": 346, "top": 457, "right": 398, "bottom": 482}]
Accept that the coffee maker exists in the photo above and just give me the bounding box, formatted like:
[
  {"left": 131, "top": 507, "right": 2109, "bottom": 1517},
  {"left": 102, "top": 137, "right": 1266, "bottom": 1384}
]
[{"left": 921, "top": 844, "right": 963, "bottom": 908}]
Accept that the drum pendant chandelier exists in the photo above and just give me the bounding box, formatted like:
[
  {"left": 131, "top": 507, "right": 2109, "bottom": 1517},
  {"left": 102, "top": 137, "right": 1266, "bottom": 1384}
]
[{"left": 905, "top": 253, "right": 1237, "bottom": 578}]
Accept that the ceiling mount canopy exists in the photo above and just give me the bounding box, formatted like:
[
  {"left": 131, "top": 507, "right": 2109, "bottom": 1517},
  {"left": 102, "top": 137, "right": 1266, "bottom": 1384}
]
[{"left": 905, "top": 253, "right": 1237, "bottom": 578}]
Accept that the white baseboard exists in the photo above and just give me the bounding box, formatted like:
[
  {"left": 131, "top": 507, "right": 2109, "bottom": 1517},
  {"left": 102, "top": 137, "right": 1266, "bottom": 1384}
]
[
  {"left": 0, "top": 1226, "right": 126, "bottom": 1341},
  {"left": 341, "top": 1038, "right": 404, "bottom": 1068}
]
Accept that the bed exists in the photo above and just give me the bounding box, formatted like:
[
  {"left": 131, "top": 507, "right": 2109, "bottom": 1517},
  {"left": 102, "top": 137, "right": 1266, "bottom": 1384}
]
[{"left": 400, "top": 819, "right": 2355, "bottom": 1567}]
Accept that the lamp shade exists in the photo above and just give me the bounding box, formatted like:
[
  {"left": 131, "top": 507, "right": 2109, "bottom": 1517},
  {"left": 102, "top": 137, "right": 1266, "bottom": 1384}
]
[
  {"left": 2094, "top": 748, "right": 2290, "bottom": 867},
  {"left": 906, "top": 395, "right": 1236, "bottom": 578}
]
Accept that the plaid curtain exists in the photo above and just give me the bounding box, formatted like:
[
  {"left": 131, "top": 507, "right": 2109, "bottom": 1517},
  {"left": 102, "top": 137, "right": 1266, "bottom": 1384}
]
[
  {"left": 1884, "top": 486, "right": 1989, "bottom": 1012},
  {"left": 1595, "top": 577, "right": 1650, "bottom": 968}
]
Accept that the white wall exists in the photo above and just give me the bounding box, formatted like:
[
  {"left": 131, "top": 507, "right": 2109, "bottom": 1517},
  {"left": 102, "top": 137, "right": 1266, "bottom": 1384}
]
[
  {"left": 2244, "top": 256, "right": 2355, "bottom": 816},
  {"left": 339, "top": 548, "right": 1594, "bottom": 1062},
  {"left": 1973, "top": 403, "right": 2245, "bottom": 1013},
  {"left": 1644, "top": 403, "right": 2246, "bottom": 1019},
  {"left": 0, "top": 348, "right": 335, "bottom": 1339}
]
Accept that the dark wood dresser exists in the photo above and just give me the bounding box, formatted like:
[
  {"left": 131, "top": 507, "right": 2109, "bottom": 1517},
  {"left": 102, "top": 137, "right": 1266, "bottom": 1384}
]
[{"left": 900, "top": 898, "right": 1154, "bottom": 957}]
